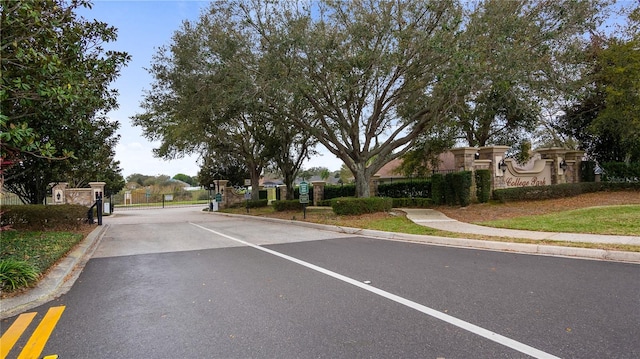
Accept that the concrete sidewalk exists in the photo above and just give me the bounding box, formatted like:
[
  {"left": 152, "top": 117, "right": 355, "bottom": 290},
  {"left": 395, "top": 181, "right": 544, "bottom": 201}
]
[{"left": 401, "top": 208, "right": 640, "bottom": 246}]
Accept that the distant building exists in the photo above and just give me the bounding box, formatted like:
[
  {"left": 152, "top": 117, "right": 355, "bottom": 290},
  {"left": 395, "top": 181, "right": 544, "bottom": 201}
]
[{"left": 375, "top": 151, "right": 456, "bottom": 183}]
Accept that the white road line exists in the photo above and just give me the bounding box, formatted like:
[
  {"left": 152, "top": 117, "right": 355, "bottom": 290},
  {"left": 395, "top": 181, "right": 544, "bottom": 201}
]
[{"left": 190, "top": 222, "right": 560, "bottom": 359}]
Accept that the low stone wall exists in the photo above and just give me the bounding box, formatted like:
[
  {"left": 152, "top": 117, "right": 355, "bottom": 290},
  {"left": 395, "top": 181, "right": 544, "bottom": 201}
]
[{"left": 51, "top": 182, "right": 105, "bottom": 207}]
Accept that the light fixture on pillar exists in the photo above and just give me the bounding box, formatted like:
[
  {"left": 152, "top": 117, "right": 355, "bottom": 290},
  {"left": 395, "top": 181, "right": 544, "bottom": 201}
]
[
  {"left": 559, "top": 159, "right": 568, "bottom": 172},
  {"left": 499, "top": 159, "right": 508, "bottom": 173}
]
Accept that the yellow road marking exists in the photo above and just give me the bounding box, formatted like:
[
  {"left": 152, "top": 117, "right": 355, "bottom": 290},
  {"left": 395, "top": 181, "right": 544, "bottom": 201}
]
[
  {"left": 0, "top": 312, "right": 37, "bottom": 359},
  {"left": 17, "top": 306, "right": 65, "bottom": 359}
]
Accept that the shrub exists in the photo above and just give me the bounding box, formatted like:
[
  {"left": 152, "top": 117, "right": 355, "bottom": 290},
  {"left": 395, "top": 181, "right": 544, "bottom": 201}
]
[
  {"left": 1, "top": 205, "right": 89, "bottom": 230},
  {"left": 246, "top": 199, "right": 269, "bottom": 208},
  {"left": 378, "top": 180, "right": 431, "bottom": 198},
  {"left": 602, "top": 162, "right": 640, "bottom": 182},
  {"left": 452, "top": 171, "right": 472, "bottom": 206},
  {"left": 272, "top": 200, "right": 304, "bottom": 211},
  {"left": 444, "top": 173, "right": 457, "bottom": 206},
  {"left": 391, "top": 198, "right": 433, "bottom": 208},
  {"left": 324, "top": 184, "right": 355, "bottom": 199},
  {"left": 431, "top": 173, "right": 445, "bottom": 205},
  {"left": 475, "top": 169, "right": 491, "bottom": 203},
  {"left": 0, "top": 259, "right": 39, "bottom": 292},
  {"left": 331, "top": 197, "right": 393, "bottom": 215},
  {"left": 581, "top": 161, "right": 596, "bottom": 182},
  {"left": 316, "top": 199, "right": 333, "bottom": 206},
  {"left": 492, "top": 182, "right": 640, "bottom": 203}
]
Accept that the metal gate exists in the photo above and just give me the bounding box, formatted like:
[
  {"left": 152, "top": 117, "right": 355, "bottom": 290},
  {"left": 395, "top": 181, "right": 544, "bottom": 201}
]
[{"left": 111, "top": 189, "right": 209, "bottom": 211}]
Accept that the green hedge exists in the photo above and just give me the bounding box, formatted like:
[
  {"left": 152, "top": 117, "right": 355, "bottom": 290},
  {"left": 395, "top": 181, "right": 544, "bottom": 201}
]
[
  {"left": 1, "top": 205, "right": 89, "bottom": 230},
  {"left": 317, "top": 199, "right": 333, "bottom": 206},
  {"left": 431, "top": 173, "right": 445, "bottom": 205},
  {"left": 453, "top": 171, "right": 473, "bottom": 206},
  {"left": 391, "top": 198, "right": 433, "bottom": 208},
  {"left": 475, "top": 169, "right": 491, "bottom": 203},
  {"left": 377, "top": 180, "right": 431, "bottom": 199},
  {"left": 602, "top": 162, "right": 640, "bottom": 182},
  {"left": 581, "top": 161, "right": 596, "bottom": 182},
  {"left": 246, "top": 199, "right": 269, "bottom": 208},
  {"left": 444, "top": 173, "right": 456, "bottom": 206},
  {"left": 441, "top": 171, "right": 472, "bottom": 206},
  {"left": 331, "top": 197, "right": 393, "bottom": 215},
  {"left": 324, "top": 184, "right": 355, "bottom": 199},
  {"left": 272, "top": 200, "right": 304, "bottom": 211},
  {"left": 493, "top": 182, "right": 640, "bottom": 202}
]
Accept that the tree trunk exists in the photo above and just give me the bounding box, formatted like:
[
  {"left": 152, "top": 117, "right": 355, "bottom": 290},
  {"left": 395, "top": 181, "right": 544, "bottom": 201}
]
[
  {"left": 351, "top": 163, "right": 371, "bottom": 198},
  {"left": 249, "top": 165, "right": 262, "bottom": 201},
  {"left": 283, "top": 171, "right": 296, "bottom": 200}
]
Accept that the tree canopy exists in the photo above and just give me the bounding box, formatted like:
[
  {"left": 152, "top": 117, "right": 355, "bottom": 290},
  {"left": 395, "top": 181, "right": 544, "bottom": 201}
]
[
  {"left": 554, "top": 4, "right": 640, "bottom": 163},
  {"left": 1, "top": 0, "right": 130, "bottom": 203},
  {"left": 132, "top": 2, "right": 317, "bottom": 199},
  {"left": 133, "top": 0, "right": 611, "bottom": 197}
]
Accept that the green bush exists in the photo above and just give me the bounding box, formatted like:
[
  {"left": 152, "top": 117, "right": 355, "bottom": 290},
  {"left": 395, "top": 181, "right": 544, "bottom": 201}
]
[
  {"left": 0, "top": 259, "right": 39, "bottom": 292},
  {"left": 324, "top": 184, "right": 355, "bottom": 199},
  {"left": 492, "top": 182, "right": 640, "bottom": 202},
  {"left": 431, "top": 173, "right": 445, "bottom": 205},
  {"left": 581, "top": 161, "right": 596, "bottom": 182},
  {"left": 602, "top": 162, "right": 640, "bottom": 182},
  {"left": 246, "top": 199, "right": 269, "bottom": 208},
  {"left": 444, "top": 173, "right": 457, "bottom": 206},
  {"left": 453, "top": 171, "right": 472, "bottom": 206},
  {"left": 316, "top": 199, "right": 333, "bottom": 206},
  {"left": 475, "top": 169, "right": 491, "bottom": 203},
  {"left": 391, "top": 198, "right": 433, "bottom": 208},
  {"left": 1, "top": 205, "right": 89, "bottom": 230},
  {"left": 272, "top": 200, "right": 304, "bottom": 211},
  {"left": 378, "top": 180, "right": 431, "bottom": 198},
  {"left": 331, "top": 197, "right": 393, "bottom": 215}
]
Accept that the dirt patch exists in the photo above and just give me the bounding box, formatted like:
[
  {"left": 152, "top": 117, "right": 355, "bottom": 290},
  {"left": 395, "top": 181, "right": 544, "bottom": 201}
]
[{"left": 436, "top": 191, "right": 640, "bottom": 223}]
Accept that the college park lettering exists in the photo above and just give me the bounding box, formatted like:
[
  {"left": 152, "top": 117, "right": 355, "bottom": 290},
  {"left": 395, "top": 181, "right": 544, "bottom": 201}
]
[{"left": 505, "top": 176, "right": 547, "bottom": 187}]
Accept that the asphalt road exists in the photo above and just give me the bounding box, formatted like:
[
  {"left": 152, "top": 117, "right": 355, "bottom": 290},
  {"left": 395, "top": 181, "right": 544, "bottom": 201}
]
[{"left": 2, "top": 207, "right": 639, "bottom": 358}]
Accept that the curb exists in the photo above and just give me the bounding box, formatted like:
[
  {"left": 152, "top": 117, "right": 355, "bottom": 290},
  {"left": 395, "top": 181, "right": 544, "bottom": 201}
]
[
  {"left": 1, "top": 225, "right": 108, "bottom": 319},
  {"left": 210, "top": 211, "right": 640, "bottom": 264}
]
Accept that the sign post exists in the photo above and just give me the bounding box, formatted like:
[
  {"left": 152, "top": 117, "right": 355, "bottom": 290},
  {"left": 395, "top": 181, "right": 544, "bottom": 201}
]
[
  {"left": 299, "top": 181, "right": 309, "bottom": 219},
  {"left": 244, "top": 190, "right": 251, "bottom": 213}
]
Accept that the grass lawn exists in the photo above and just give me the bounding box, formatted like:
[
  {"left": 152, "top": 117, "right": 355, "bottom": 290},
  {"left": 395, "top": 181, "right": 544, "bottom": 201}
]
[
  {"left": 222, "top": 205, "right": 640, "bottom": 252},
  {"left": 1, "top": 231, "right": 85, "bottom": 273},
  {"left": 477, "top": 205, "right": 640, "bottom": 236}
]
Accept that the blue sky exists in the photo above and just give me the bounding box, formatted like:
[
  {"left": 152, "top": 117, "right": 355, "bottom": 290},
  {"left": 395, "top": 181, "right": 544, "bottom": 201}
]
[{"left": 78, "top": 0, "right": 343, "bottom": 180}]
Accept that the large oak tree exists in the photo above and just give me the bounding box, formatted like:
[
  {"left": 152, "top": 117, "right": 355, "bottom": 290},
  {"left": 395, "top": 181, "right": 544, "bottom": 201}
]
[{"left": 133, "top": 3, "right": 316, "bottom": 199}]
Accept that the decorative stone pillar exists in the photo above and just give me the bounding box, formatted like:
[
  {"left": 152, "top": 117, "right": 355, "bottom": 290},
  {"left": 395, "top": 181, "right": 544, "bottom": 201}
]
[
  {"left": 564, "top": 150, "right": 585, "bottom": 184},
  {"left": 537, "top": 148, "right": 569, "bottom": 184},
  {"left": 368, "top": 175, "right": 381, "bottom": 197},
  {"left": 51, "top": 182, "right": 68, "bottom": 204},
  {"left": 450, "top": 147, "right": 478, "bottom": 171},
  {"left": 88, "top": 182, "right": 106, "bottom": 201},
  {"left": 311, "top": 181, "right": 325, "bottom": 206},
  {"left": 278, "top": 185, "right": 287, "bottom": 201},
  {"left": 478, "top": 146, "right": 510, "bottom": 191},
  {"left": 215, "top": 179, "right": 229, "bottom": 207}
]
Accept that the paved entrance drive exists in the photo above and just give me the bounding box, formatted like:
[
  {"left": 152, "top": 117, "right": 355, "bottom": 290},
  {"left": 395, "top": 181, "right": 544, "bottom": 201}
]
[{"left": 2, "top": 207, "right": 639, "bottom": 358}]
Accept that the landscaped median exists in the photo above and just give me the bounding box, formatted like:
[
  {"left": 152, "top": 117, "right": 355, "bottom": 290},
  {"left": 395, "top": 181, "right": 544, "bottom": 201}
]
[{"left": 221, "top": 192, "right": 640, "bottom": 254}]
